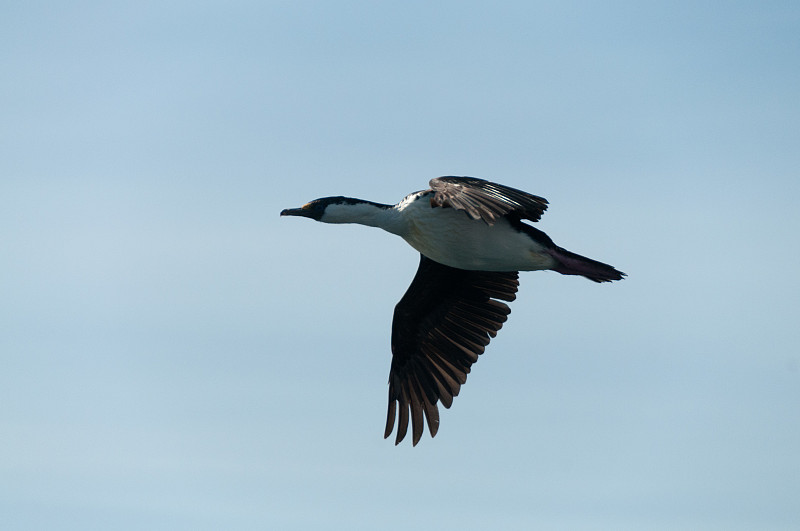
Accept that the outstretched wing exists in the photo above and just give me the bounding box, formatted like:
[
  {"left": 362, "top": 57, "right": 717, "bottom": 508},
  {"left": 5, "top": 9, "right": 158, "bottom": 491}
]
[
  {"left": 429, "top": 176, "right": 549, "bottom": 225},
  {"left": 385, "top": 254, "right": 519, "bottom": 445}
]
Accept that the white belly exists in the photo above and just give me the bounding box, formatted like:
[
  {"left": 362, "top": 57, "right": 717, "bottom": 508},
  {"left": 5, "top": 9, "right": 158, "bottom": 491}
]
[{"left": 398, "top": 204, "right": 556, "bottom": 272}]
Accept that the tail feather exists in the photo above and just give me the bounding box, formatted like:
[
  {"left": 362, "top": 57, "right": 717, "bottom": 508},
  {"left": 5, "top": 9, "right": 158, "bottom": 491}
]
[{"left": 547, "top": 247, "right": 626, "bottom": 283}]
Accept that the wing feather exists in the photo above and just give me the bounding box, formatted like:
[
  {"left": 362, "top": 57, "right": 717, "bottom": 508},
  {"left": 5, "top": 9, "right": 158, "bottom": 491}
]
[
  {"left": 385, "top": 254, "right": 519, "bottom": 445},
  {"left": 429, "top": 176, "right": 549, "bottom": 225}
]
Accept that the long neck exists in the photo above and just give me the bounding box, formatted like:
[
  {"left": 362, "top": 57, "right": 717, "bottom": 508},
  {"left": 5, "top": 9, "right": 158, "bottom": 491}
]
[{"left": 323, "top": 200, "right": 407, "bottom": 236}]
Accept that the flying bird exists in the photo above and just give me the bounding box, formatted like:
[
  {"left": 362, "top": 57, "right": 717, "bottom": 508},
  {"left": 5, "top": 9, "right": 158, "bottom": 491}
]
[{"left": 281, "top": 176, "right": 625, "bottom": 445}]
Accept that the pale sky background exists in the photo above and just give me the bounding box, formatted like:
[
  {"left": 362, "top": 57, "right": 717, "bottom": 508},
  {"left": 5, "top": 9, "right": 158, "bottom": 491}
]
[{"left": 2, "top": 2, "right": 799, "bottom": 530}]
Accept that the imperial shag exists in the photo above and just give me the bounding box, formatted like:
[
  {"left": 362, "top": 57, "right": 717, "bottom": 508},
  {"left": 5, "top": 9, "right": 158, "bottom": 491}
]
[{"left": 281, "top": 176, "right": 625, "bottom": 445}]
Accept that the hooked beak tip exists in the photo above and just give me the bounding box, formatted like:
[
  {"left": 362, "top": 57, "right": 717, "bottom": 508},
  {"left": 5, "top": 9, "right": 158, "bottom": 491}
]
[{"left": 280, "top": 207, "right": 312, "bottom": 218}]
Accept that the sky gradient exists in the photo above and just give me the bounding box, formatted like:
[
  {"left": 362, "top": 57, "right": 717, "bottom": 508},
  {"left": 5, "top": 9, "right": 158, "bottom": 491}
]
[{"left": 2, "top": 2, "right": 799, "bottom": 530}]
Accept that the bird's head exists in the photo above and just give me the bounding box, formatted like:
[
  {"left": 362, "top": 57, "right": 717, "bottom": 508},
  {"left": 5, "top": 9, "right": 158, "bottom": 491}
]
[
  {"left": 280, "top": 196, "right": 389, "bottom": 224},
  {"left": 280, "top": 196, "right": 348, "bottom": 222}
]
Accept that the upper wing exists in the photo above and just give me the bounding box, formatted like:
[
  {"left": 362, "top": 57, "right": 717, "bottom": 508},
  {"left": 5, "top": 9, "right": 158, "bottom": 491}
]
[
  {"left": 429, "top": 176, "right": 549, "bottom": 225},
  {"left": 385, "top": 254, "right": 519, "bottom": 445}
]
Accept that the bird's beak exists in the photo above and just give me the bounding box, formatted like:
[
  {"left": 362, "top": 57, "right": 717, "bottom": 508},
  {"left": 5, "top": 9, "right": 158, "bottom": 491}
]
[{"left": 280, "top": 207, "right": 314, "bottom": 218}]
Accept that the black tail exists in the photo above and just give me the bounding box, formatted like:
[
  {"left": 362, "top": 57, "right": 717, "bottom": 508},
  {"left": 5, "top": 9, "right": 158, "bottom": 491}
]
[{"left": 547, "top": 247, "right": 626, "bottom": 283}]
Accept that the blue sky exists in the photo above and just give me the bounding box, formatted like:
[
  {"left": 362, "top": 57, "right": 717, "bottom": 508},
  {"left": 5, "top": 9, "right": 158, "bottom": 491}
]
[{"left": 2, "top": 1, "right": 799, "bottom": 529}]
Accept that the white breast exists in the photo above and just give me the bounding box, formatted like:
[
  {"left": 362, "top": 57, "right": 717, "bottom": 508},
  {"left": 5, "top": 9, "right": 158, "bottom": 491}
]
[{"left": 396, "top": 195, "right": 556, "bottom": 272}]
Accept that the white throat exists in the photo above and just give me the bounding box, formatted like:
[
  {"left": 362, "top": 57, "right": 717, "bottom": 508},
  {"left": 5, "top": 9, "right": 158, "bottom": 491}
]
[{"left": 321, "top": 201, "right": 407, "bottom": 236}]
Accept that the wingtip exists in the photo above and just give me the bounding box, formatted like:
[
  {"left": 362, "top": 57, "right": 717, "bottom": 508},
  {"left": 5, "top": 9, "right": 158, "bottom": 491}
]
[{"left": 384, "top": 399, "right": 396, "bottom": 440}]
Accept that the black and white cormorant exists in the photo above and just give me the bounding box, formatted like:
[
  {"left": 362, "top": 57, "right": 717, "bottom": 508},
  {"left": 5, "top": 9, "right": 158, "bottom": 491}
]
[{"left": 281, "top": 176, "right": 625, "bottom": 445}]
